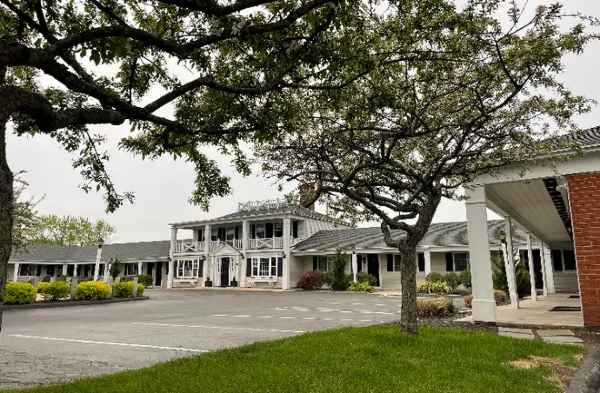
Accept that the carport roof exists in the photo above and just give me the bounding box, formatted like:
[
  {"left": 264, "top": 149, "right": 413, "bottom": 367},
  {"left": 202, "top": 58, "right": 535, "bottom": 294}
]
[{"left": 291, "top": 220, "right": 530, "bottom": 253}]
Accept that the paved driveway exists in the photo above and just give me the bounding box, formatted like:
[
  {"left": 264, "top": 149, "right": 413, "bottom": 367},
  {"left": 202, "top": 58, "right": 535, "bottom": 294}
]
[{"left": 0, "top": 289, "right": 403, "bottom": 389}]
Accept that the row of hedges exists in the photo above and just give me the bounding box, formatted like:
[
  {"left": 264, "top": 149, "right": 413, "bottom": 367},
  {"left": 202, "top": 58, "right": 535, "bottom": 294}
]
[
  {"left": 297, "top": 270, "right": 378, "bottom": 293},
  {"left": 2, "top": 281, "right": 145, "bottom": 305}
]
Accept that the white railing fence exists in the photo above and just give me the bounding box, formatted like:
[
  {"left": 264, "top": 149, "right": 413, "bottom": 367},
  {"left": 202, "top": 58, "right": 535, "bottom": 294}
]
[{"left": 248, "top": 237, "right": 283, "bottom": 249}]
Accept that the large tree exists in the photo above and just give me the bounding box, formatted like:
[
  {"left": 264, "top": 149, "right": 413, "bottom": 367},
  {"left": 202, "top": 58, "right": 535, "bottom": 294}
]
[
  {"left": 257, "top": 0, "right": 593, "bottom": 332},
  {"left": 12, "top": 172, "right": 40, "bottom": 251},
  {"left": 29, "top": 214, "right": 115, "bottom": 247},
  {"left": 0, "top": 0, "right": 362, "bottom": 329}
]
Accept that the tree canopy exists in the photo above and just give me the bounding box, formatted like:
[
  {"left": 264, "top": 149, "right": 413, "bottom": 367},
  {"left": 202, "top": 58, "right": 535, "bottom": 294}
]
[
  {"left": 12, "top": 172, "right": 40, "bottom": 251},
  {"left": 28, "top": 214, "right": 115, "bottom": 247},
  {"left": 256, "top": 0, "right": 594, "bottom": 332}
]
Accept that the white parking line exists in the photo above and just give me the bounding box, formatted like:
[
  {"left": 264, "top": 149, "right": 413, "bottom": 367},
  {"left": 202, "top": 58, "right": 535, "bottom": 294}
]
[
  {"left": 279, "top": 316, "right": 296, "bottom": 319},
  {"left": 133, "top": 322, "right": 305, "bottom": 334},
  {"left": 211, "top": 314, "right": 229, "bottom": 317},
  {"left": 8, "top": 334, "right": 207, "bottom": 353}
]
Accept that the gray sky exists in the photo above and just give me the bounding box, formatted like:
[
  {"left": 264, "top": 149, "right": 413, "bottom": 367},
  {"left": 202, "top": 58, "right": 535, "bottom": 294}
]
[{"left": 8, "top": 0, "right": 600, "bottom": 243}]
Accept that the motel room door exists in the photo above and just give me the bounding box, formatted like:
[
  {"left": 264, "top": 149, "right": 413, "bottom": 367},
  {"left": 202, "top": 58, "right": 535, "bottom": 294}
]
[
  {"left": 367, "top": 254, "right": 380, "bottom": 286},
  {"left": 220, "top": 257, "right": 230, "bottom": 287}
]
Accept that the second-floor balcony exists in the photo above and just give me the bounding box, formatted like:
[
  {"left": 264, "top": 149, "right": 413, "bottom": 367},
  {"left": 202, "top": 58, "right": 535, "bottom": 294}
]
[
  {"left": 174, "top": 237, "right": 284, "bottom": 254},
  {"left": 248, "top": 237, "right": 283, "bottom": 250}
]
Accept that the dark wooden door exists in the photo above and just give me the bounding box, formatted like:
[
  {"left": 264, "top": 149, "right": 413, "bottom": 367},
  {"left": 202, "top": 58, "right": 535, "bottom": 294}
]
[
  {"left": 367, "top": 254, "right": 380, "bottom": 286},
  {"left": 220, "top": 258, "right": 230, "bottom": 287},
  {"left": 154, "top": 263, "right": 162, "bottom": 287}
]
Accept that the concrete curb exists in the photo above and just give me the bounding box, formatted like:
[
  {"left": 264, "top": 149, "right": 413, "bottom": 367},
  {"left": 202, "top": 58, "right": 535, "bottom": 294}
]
[
  {"left": 1, "top": 296, "right": 149, "bottom": 311},
  {"left": 567, "top": 345, "right": 600, "bottom": 393}
]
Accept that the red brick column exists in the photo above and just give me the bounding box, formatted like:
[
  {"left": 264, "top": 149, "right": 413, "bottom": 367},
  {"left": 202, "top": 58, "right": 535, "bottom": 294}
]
[{"left": 568, "top": 172, "right": 600, "bottom": 327}]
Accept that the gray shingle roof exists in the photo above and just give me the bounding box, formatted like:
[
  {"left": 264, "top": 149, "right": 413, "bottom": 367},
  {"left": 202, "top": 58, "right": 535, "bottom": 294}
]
[
  {"left": 567, "top": 126, "right": 600, "bottom": 147},
  {"left": 291, "top": 220, "right": 530, "bottom": 253},
  {"left": 10, "top": 241, "right": 170, "bottom": 264},
  {"left": 172, "top": 204, "right": 348, "bottom": 228}
]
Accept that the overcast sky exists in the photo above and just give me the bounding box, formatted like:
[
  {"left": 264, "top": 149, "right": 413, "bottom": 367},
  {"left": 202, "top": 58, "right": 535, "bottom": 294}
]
[{"left": 7, "top": 0, "right": 600, "bottom": 243}]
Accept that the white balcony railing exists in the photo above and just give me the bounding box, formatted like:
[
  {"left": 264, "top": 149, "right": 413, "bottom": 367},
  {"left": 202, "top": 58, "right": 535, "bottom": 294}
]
[
  {"left": 175, "top": 240, "right": 204, "bottom": 253},
  {"left": 208, "top": 239, "right": 243, "bottom": 250},
  {"left": 248, "top": 237, "right": 283, "bottom": 250}
]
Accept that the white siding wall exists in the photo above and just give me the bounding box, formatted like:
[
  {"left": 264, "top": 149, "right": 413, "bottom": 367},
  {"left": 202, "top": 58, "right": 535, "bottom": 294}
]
[
  {"left": 379, "top": 254, "right": 401, "bottom": 290},
  {"left": 554, "top": 271, "right": 579, "bottom": 293},
  {"left": 7, "top": 264, "right": 14, "bottom": 281},
  {"left": 430, "top": 252, "right": 447, "bottom": 274}
]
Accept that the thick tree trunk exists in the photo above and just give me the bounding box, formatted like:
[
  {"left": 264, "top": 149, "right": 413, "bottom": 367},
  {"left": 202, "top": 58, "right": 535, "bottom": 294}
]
[
  {"left": 398, "top": 244, "right": 418, "bottom": 334},
  {"left": 0, "top": 117, "right": 13, "bottom": 333}
]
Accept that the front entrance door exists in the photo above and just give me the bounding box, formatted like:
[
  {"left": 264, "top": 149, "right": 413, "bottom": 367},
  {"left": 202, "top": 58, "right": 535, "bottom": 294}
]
[
  {"left": 367, "top": 254, "right": 380, "bottom": 286},
  {"left": 154, "top": 263, "right": 162, "bottom": 287},
  {"left": 220, "top": 257, "right": 230, "bottom": 287}
]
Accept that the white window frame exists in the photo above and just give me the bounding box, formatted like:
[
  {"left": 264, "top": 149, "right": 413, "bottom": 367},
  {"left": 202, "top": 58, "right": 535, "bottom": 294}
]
[
  {"left": 175, "top": 258, "right": 200, "bottom": 279},
  {"left": 124, "top": 263, "right": 139, "bottom": 276},
  {"left": 250, "top": 256, "right": 280, "bottom": 278}
]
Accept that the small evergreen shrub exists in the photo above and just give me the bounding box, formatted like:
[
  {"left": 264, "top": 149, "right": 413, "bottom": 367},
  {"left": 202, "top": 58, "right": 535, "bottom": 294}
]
[
  {"left": 459, "top": 270, "right": 472, "bottom": 288},
  {"left": 417, "top": 280, "right": 451, "bottom": 294},
  {"left": 38, "top": 280, "right": 70, "bottom": 301},
  {"left": 137, "top": 274, "right": 153, "bottom": 287},
  {"left": 3, "top": 282, "right": 36, "bottom": 304},
  {"left": 297, "top": 271, "right": 324, "bottom": 290},
  {"left": 416, "top": 297, "right": 455, "bottom": 318},
  {"left": 356, "top": 272, "right": 377, "bottom": 286},
  {"left": 331, "top": 251, "right": 350, "bottom": 291},
  {"left": 137, "top": 284, "right": 145, "bottom": 296},
  {"left": 443, "top": 272, "right": 461, "bottom": 292},
  {"left": 348, "top": 281, "right": 375, "bottom": 293},
  {"left": 425, "top": 272, "right": 444, "bottom": 283},
  {"left": 112, "top": 281, "right": 136, "bottom": 298},
  {"left": 76, "top": 281, "right": 111, "bottom": 300}
]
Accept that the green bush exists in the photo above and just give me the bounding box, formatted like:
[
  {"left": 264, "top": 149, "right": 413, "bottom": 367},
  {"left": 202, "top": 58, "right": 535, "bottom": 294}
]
[
  {"left": 112, "top": 281, "right": 136, "bottom": 298},
  {"left": 356, "top": 272, "right": 377, "bottom": 286},
  {"left": 137, "top": 274, "right": 153, "bottom": 287},
  {"left": 37, "top": 280, "right": 70, "bottom": 301},
  {"left": 349, "top": 281, "right": 375, "bottom": 293},
  {"left": 3, "top": 282, "right": 36, "bottom": 304},
  {"left": 417, "top": 280, "right": 451, "bottom": 294},
  {"left": 137, "top": 284, "right": 145, "bottom": 296},
  {"left": 425, "top": 272, "right": 444, "bottom": 283},
  {"left": 76, "top": 281, "right": 111, "bottom": 300},
  {"left": 321, "top": 272, "right": 333, "bottom": 286},
  {"left": 459, "top": 270, "right": 472, "bottom": 288},
  {"left": 416, "top": 297, "right": 455, "bottom": 318},
  {"left": 331, "top": 251, "right": 350, "bottom": 291},
  {"left": 492, "top": 255, "right": 531, "bottom": 298},
  {"left": 443, "top": 272, "right": 461, "bottom": 291}
]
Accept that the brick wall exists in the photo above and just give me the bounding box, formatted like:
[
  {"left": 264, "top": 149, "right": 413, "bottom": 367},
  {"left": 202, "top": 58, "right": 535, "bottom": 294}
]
[{"left": 567, "top": 172, "right": 600, "bottom": 327}]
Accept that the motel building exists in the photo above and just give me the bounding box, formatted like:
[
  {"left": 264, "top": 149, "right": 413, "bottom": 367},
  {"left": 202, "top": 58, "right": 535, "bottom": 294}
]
[{"left": 7, "top": 127, "right": 600, "bottom": 328}]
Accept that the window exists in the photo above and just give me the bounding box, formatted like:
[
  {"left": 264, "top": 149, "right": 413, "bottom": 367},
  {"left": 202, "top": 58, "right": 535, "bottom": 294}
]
[
  {"left": 226, "top": 227, "right": 235, "bottom": 241},
  {"left": 274, "top": 222, "right": 283, "bottom": 237},
  {"left": 417, "top": 253, "right": 425, "bottom": 272},
  {"left": 250, "top": 257, "right": 280, "bottom": 278},
  {"left": 255, "top": 223, "right": 265, "bottom": 239},
  {"left": 563, "top": 250, "right": 577, "bottom": 271},
  {"left": 19, "top": 264, "right": 34, "bottom": 276},
  {"left": 453, "top": 253, "right": 469, "bottom": 272},
  {"left": 386, "top": 255, "right": 402, "bottom": 272},
  {"left": 551, "top": 249, "right": 563, "bottom": 271},
  {"left": 313, "top": 256, "right": 329, "bottom": 272},
  {"left": 124, "top": 263, "right": 138, "bottom": 276},
  {"left": 292, "top": 221, "right": 299, "bottom": 238},
  {"left": 175, "top": 259, "right": 201, "bottom": 279}
]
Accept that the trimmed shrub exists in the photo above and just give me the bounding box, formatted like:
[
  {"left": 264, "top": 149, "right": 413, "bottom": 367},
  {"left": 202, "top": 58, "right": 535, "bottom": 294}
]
[
  {"left": 443, "top": 272, "right": 461, "bottom": 291},
  {"left": 492, "top": 254, "right": 531, "bottom": 298},
  {"left": 348, "top": 281, "right": 375, "bottom": 293},
  {"left": 416, "top": 297, "right": 455, "bottom": 318},
  {"left": 331, "top": 252, "right": 351, "bottom": 291},
  {"left": 356, "top": 272, "right": 377, "bottom": 286},
  {"left": 137, "top": 274, "right": 153, "bottom": 287},
  {"left": 297, "top": 271, "right": 324, "bottom": 290},
  {"left": 425, "top": 272, "right": 444, "bottom": 283},
  {"left": 76, "top": 281, "right": 111, "bottom": 300},
  {"left": 3, "top": 282, "right": 36, "bottom": 304},
  {"left": 460, "top": 270, "right": 472, "bottom": 289},
  {"left": 417, "top": 280, "right": 451, "bottom": 294},
  {"left": 113, "top": 281, "right": 136, "bottom": 298},
  {"left": 137, "top": 284, "right": 145, "bottom": 296},
  {"left": 38, "top": 280, "right": 70, "bottom": 301}
]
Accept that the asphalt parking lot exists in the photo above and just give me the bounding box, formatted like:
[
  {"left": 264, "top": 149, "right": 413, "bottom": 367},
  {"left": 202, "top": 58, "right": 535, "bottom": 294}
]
[{"left": 0, "top": 289, "right": 405, "bottom": 389}]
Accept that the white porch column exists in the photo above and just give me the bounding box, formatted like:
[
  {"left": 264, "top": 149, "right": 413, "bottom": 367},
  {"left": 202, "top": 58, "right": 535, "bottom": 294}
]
[
  {"left": 240, "top": 220, "right": 248, "bottom": 287},
  {"left": 424, "top": 250, "right": 432, "bottom": 275},
  {"left": 62, "top": 263, "right": 68, "bottom": 277},
  {"left": 13, "top": 262, "right": 19, "bottom": 281},
  {"left": 527, "top": 233, "right": 537, "bottom": 301},
  {"left": 167, "top": 226, "right": 177, "bottom": 289},
  {"left": 282, "top": 218, "right": 291, "bottom": 289},
  {"left": 465, "top": 185, "right": 496, "bottom": 323},
  {"left": 73, "top": 264, "right": 78, "bottom": 278},
  {"left": 542, "top": 242, "right": 556, "bottom": 294},
  {"left": 93, "top": 242, "right": 103, "bottom": 281},
  {"left": 138, "top": 261, "right": 143, "bottom": 276},
  {"left": 351, "top": 253, "right": 358, "bottom": 282},
  {"left": 204, "top": 224, "right": 211, "bottom": 255},
  {"left": 503, "top": 218, "right": 519, "bottom": 309}
]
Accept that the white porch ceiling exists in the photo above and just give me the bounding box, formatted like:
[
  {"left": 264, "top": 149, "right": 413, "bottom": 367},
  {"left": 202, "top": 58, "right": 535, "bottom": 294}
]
[{"left": 486, "top": 179, "right": 571, "bottom": 244}]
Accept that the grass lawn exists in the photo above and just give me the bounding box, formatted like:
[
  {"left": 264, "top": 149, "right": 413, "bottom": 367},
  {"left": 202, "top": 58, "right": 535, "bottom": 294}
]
[{"left": 6, "top": 325, "right": 582, "bottom": 393}]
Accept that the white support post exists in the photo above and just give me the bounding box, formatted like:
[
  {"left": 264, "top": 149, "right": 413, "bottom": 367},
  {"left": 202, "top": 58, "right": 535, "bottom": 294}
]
[
  {"left": 73, "top": 264, "right": 78, "bottom": 278},
  {"left": 542, "top": 242, "right": 556, "bottom": 294},
  {"left": 465, "top": 185, "right": 496, "bottom": 323},
  {"left": 240, "top": 220, "right": 248, "bottom": 288},
  {"left": 93, "top": 244, "right": 103, "bottom": 281},
  {"left": 138, "top": 261, "right": 143, "bottom": 276},
  {"left": 13, "top": 262, "right": 19, "bottom": 281},
  {"left": 351, "top": 253, "right": 358, "bottom": 283},
  {"left": 503, "top": 218, "right": 519, "bottom": 309},
  {"left": 204, "top": 224, "right": 211, "bottom": 255},
  {"left": 424, "top": 250, "right": 432, "bottom": 276},
  {"left": 167, "top": 226, "right": 177, "bottom": 289},
  {"left": 62, "top": 263, "right": 67, "bottom": 277},
  {"left": 282, "top": 218, "right": 291, "bottom": 289},
  {"left": 540, "top": 242, "right": 548, "bottom": 297},
  {"left": 527, "top": 233, "right": 537, "bottom": 301}
]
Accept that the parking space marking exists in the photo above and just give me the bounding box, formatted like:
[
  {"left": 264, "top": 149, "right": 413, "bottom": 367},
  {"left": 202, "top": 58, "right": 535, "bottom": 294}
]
[
  {"left": 132, "top": 322, "right": 305, "bottom": 334},
  {"left": 8, "top": 334, "right": 208, "bottom": 353}
]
